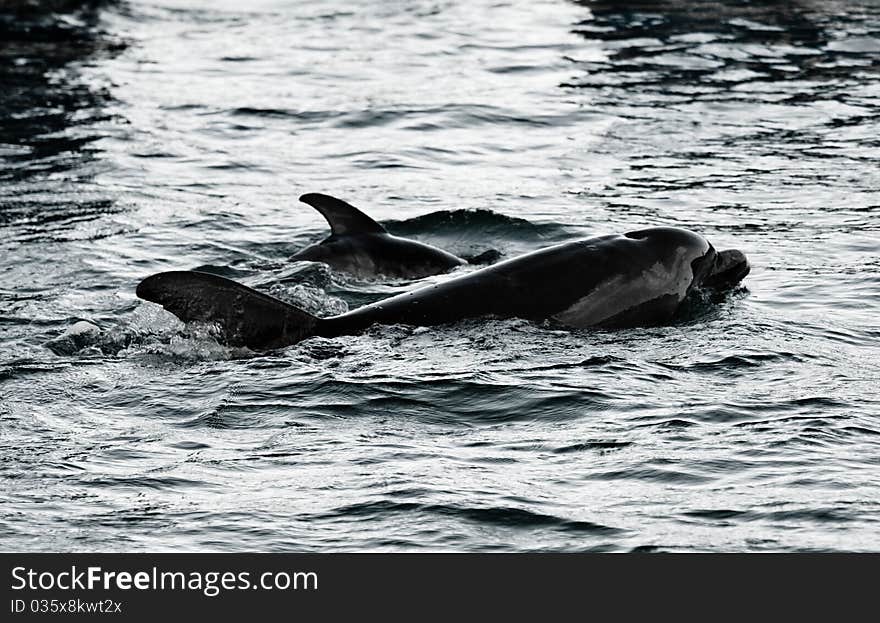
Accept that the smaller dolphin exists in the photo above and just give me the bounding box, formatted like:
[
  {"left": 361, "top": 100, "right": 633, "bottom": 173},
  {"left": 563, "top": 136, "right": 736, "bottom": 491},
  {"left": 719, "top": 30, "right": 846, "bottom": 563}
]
[{"left": 292, "top": 193, "right": 469, "bottom": 279}]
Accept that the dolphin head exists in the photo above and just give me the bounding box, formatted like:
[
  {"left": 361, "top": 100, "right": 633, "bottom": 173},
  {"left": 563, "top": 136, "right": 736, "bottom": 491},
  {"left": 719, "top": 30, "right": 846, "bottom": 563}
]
[
  {"left": 625, "top": 226, "right": 715, "bottom": 285},
  {"left": 623, "top": 226, "right": 748, "bottom": 294}
]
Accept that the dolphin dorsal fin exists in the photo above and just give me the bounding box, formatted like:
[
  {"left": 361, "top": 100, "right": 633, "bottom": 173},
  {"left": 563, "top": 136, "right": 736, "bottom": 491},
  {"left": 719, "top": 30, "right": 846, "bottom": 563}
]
[{"left": 299, "top": 193, "right": 387, "bottom": 236}]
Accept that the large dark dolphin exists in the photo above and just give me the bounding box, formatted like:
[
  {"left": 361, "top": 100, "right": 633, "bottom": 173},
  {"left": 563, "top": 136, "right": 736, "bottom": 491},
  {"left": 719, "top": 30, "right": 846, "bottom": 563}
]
[
  {"left": 136, "top": 227, "right": 749, "bottom": 351},
  {"left": 292, "top": 193, "right": 468, "bottom": 279}
]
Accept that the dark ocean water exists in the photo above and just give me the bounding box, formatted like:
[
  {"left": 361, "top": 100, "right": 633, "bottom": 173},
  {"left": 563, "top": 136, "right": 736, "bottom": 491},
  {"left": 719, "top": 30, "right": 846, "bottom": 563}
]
[{"left": 1, "top": 0, "right": 879, "bottom": 551}]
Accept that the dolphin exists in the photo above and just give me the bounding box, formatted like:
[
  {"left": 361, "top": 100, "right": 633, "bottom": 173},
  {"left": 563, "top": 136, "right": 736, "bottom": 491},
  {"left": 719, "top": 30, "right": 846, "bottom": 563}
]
[
  {"left": 136, "top": 226, "right": 749, "bottom": 351},
  {"left": 292, "top": 193, "right": 471, "bottom": 279}
]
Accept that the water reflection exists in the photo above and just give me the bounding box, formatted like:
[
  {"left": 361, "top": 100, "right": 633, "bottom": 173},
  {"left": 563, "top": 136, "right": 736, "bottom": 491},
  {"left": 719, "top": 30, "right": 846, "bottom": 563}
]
[
  {"left": 562, "top": 0, "right": 880, "bottom": 218},
  {"left": 0, "top": 0, "right": 123, "bottom": 241},
  {"left": 567, "top": 0, "right": 878, "bottom": 96}
]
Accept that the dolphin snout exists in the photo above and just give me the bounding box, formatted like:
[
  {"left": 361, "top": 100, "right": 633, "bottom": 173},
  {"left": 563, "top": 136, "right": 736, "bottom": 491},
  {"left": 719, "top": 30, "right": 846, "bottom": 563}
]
[{"left": 704, "top": 248, "right": 750, "bottom": 290}]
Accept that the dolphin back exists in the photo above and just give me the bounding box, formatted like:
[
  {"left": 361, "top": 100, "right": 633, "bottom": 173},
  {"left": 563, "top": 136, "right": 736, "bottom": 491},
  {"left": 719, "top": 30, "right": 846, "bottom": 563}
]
[{"left": 136, "top": 271, "right": 319, "bottom": 350}]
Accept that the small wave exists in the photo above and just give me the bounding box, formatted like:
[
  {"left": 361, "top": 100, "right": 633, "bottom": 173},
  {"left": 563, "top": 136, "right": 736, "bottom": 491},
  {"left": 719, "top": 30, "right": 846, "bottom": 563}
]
[
  {"left": 629, "top": 545, "right": 665, "bottom": 553},
  {"left": 82, "top": 476, "right": 208, "bottom": 491},
  {"left": 552, "top": 441, "right": 633, "bottom": 454},
  {"left": 732, "top": 397, "right": 850, "bottom": 420},
  {"left": 296, "top": 338, "right": 349, "bottom": 361},
  {"left": 661, "top": 351, "right": 808, "bottom": 373},
  {"left": 340, "top": 378, "right": 613, "bottom": 423},
  {"left": 587, "top": 467, "right": 711, "bottom": 485},
  {"left": 685, "top": 507, "right": 855, "bottom": 524},
  {"left": 385, "top": 208, "right": 569, "bottom": 243},
  {"left": 328, "top": 104, "right": 580, "bottom": 130},
  {"left": 842, "top": 426, "right": 880, "bottom": 437},
  {"left": 510, "top": 355, "right": 625, "bottom": 373},
  {"left": 685, "top": 509, "right": 748, "bottom": 521},
  {"left": 761, "top": 508, "right": 855, "bottom": 523},
  {"left": 169, "top": 441, "right": 211, "bottom": 450},
  {"left": 226, "top": 107, "right": 344, "bottom": 123},
  {"left": 0, "top": 359, "right": 76, "bottom": 382},
  {"left": 644, "top": 418, "right": 699, "bottom": 429},
  {"left": 0, "top": 197, "right": 122, "bottom": 243},
  {"left": 314, "top": 500, "right": 623, "bottom": 535}
]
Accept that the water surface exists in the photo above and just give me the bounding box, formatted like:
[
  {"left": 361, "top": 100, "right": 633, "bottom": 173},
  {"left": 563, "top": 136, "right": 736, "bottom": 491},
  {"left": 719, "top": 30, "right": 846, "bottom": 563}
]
[{"left": 2, "top": 0, "right": 879, "bottom": 551}]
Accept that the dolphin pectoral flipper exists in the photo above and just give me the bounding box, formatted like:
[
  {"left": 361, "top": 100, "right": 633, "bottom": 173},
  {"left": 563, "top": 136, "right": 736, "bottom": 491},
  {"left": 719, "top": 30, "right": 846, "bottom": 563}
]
[
  {"left": 136, "top": 271, "right": 318, "bottom": 350},
  {"left": 299, "top": 193, "right": 386, "bottom": 236}
]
